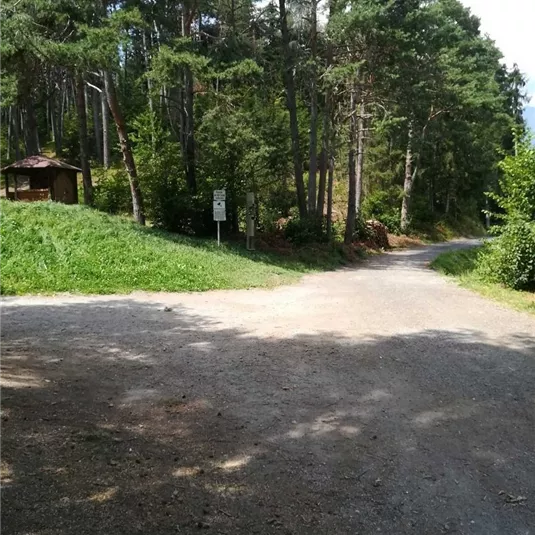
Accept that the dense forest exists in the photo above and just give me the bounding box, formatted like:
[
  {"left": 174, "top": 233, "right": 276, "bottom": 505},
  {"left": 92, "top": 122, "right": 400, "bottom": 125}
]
[{"left": 1, "top": 0, "right": 530, "bottom": 243}]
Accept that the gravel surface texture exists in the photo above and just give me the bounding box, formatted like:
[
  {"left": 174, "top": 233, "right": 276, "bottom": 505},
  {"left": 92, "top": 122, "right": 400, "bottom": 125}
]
[{"left": 2, "top": 240, "right": 535, "bottom": 534}]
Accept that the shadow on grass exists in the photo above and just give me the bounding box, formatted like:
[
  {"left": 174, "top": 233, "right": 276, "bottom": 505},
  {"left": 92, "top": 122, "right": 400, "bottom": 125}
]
[
  {"left": 131, "top": 222, "right": 356, "bottom": 274},
  {"left": 2, "top": 299, "right": 535, "bottom": 534}
]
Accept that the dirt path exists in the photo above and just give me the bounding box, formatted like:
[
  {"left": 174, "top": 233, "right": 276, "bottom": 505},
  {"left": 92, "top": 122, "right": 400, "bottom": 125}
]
[{"left": 2, "top": 240, "right": 535, "bottom": 534}]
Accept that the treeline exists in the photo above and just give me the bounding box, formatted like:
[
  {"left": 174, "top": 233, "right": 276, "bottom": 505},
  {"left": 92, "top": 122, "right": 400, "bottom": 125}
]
[{"left": 0, "top": 0, "right": 528, "bottom": 242}]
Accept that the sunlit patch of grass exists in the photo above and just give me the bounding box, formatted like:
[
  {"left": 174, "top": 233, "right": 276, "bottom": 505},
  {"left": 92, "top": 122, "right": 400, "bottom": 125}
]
[
  {"left": 1, "top": 200, "right": 348, "bottom": 295},
  {"left": 431, "top": 247, "right": 535, "bottom": 316}
]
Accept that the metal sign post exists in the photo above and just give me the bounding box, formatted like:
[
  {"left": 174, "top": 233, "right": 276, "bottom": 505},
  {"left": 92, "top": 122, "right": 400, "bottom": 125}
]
[
  {"left": 246, "top": 192, "right": 255, "bottom": 250},
  {"left": 213, "top": 190, "right": 226, "bottom": 246}
]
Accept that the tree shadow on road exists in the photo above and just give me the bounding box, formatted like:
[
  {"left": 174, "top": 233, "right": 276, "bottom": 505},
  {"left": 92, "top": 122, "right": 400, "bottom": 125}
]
[{"left": 1, "top": 299, "right": 534, "bottom": 534}]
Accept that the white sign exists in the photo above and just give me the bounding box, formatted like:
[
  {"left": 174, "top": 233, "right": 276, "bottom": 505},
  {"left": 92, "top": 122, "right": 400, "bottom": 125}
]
[
  {"left": 213, "top": 189, "right": 226, "bottom": 201},
  {"left": 213, "top": 200, "right": 226, "bottom": 221}
]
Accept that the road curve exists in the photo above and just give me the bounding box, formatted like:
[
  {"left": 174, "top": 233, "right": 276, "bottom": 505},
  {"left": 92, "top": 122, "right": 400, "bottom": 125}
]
[{"left": 2, "top": 240, "right": 535, "bottom": 534}]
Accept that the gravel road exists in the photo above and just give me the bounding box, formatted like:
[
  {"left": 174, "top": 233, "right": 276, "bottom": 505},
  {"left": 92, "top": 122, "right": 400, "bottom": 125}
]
[{"left": 2, "top": 240, "right": 535, "bottom": 534}]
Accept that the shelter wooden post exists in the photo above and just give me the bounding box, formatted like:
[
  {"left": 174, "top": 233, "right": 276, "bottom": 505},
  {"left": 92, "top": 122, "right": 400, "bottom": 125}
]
[{"left": 49, "top": 170, "right": 55, "bottom": 201}]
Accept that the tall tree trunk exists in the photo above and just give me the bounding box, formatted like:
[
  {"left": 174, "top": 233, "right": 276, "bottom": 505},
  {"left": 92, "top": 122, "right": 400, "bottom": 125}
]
[
  {"left": 6, "top": 107, "right": 12, "bottom": 160},
  {"left": 46, "top": 98, "right": 50, "bottom": 142},
  {"left": 279, "top": 0, "right": 307, "bottom": 217},
  {"left": 326, "top": 155, "right": 335, "bottom": 241},
  {"left": 400, "top": 123, "right": 414, "bottom": 232},
  {"left": 75, "top": 75, "right": 93, "bottom": 206},
  {"left": 317, "top": 149, "right": 327, "bottom": 216},
  {"left": 103, "top": 70, "right": 145, "bottom": 225},
  {"left": 355, "top": 101, "right": 365, "bottom": 218},
  {"left": 51, "top": 98, "right": 57, "bottom": 150},
  {"left": 307, "top": 0, "right": 318, "bottom": 214},
  {"left": 182, "top": 11, "right": 197, "bottom": 194},
  {"left": 101, "top": 90, "right": 110, "bottom": 169},
  {"left": 57, "top": 82, "right": 65, "bottom": 153},
  {"left": 323, "top": 4, "right": 335, "bottom": 229},
  {"left": 22, "top": 100, "right": 40, "bottom": 156},
  {"left": 445, "top": 177, "right": 455, "bottom": 216},
  {"left": 12, "top": 106, "right": 21, "bottom": 160},
  {"left": 344, "top": 87, "right": 358, "bottom": 244},
  {"left": 142, "top": 30, "right": 156, "bottom": 148},
  {"left": 92, "top": 88, "right": 103, "bottom": 165}
]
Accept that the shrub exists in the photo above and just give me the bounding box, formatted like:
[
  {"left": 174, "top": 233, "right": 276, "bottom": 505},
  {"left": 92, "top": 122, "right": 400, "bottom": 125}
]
[
  {"left": 283, "top": 216, "right": 327, "bottom": 245},
  {"left": 361, "top": 188, "right": 402, "bottom": 234},
  {"left": 93, "top": 168, "right": 132, "bottom": 215},
  {"left": 477, "top": 221, "right": 535, "bottom": 290},
  {"left": 477, "top": 134, "right": 535, "bottom": 290}
]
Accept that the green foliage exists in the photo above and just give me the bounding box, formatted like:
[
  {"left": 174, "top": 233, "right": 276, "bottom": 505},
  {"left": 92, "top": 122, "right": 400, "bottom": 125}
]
[
  {"left": 477, "top": 222, "right": 535, "bottom": 290},
  {"left": 430, "top": 247, "right": 480, "bottom": 275},
  {"left": 432, "top": 246, "right": 535, "bottom": 315},
  {"left": 283, "top": 217, "right": 327, "bottom": 245},
  {"left": 362, "top": 188, "right": 402, "bottom": 234},
  {"left": 478, "top": 136, "right": 535, "bottom": 290},
  {"left": 0, "top": 0, "right": 529, "bottom": 250},
  {"left": 0, "top": 200, "right": 345, "bottom": 295},
  {"left": 93, "top": 168, "right": 132, "bottom": 215},
  {"left": 489, "top": 137, "right": 535, "bottom": 222}
]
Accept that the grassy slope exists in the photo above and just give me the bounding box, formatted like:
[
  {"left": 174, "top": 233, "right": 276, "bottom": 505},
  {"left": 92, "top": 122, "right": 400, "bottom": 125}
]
[
  {"left": 1, "top": 201, "right": 348, "bottom": 295},
  {"left": 431, "top": 247, "right": 535, "bottom": 316}
]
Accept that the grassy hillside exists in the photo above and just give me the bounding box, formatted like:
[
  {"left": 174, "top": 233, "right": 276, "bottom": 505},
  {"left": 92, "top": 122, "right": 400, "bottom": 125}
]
[
  {"left": 431, "top": 247, "right": 535, "bottom": 316},
  {"left": 0, "top": 201, "right": 348, "bottom": 295}
]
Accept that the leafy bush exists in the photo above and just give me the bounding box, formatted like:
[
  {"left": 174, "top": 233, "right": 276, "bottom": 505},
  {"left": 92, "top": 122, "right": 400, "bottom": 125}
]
[
  {"left": 477, "top": 221, "right": 535, "bottom": 290},
  {"left": 487, "top": 138, "right": 535, "bottom": 222},
  {"left": 361, "top": 188, "right": 402, "bottom": 234},
  {"left": 93, "top": 168, "right": 132, "bottom": 214},
  {"left": 283, "top": 216, "right": 327, "bottom": 245},
  {"left": 477, "top": 135, "right": 535, "bottom": 290}
]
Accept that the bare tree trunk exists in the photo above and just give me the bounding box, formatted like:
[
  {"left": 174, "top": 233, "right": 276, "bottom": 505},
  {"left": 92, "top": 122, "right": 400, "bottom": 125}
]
[
  {"left": 51, "top": 89, "right": 63, "bottom": 155},
  {"left": 182, "top": 11, "right": 197, "bottom": 194},
  {"left": 46, "top": 98, "right": 50, "bottom": 142},
  {"left": 307, "top": 0, "right": 318, "bottom": 214},
  {"left": 317, "top": 149, "right": 327, "bottom": 216},
  {"left": 184, "top": 72, "right": 196, "bottom": 193},
  {"left": 445, "top": 177, "right": 455, "bottom": 216},
  {"left": 326, "top": 155, "right": 335, "bottom": 240},
  {"left": 12, "top": 106, "right": 21, "bottom": 160},
  {"left": 6, "top": 107, "right": 12, "bottom": 160},
  {"left": 142, "top": 30, "right": 156, "bottom": 148},
  {"left": 103, "top": 70, "right": 145, "bottom": 225},
  {"left": 355, "top": 101, "right": 365, "bottom": 219},
  {"left": 279, "top": 0, "right": 307, "bottom": 217},
  {"left": 323, "top": 6, "right": 335, "bottom": 230},
  {"left": 22, "top": 100, "right": 40, "bottom": 156},
  {"left": 75, "top": 75, "right": 93, "bottom": 206},
  {"left": 400, "top": 124, "right": 414, "bottom": 232},
  {"left": 101, "top": 90, "right": 110, "bottom": 169},
  {"left": 344, "top": 88, "right": 357, "bottom": 244},
  {"left": 58, "top": 83, "right": 66, "bottom": 153},
  {"left": 92, "top": 88, "right": 103, "bottom": 165}
]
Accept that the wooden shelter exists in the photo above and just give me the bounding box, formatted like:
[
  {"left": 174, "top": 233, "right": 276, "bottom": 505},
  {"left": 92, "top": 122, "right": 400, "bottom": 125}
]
[{"left": 1, "top": 155, "right": 80, "bottom": 204}]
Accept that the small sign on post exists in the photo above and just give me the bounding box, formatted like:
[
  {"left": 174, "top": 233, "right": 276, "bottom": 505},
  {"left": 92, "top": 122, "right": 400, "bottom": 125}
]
[
  {"left": 246, "top": 192, "right": 255, "bottom": 250},
  {"left": 213, "top": 189, "right": 226, "bottom": 201},
  {"left": 213, "top": 190, "right": 226, "bottom": 246}
]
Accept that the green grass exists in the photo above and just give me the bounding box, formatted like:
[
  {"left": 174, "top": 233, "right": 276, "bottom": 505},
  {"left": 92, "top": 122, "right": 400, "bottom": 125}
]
[
  {"left": 0, "top": 201, "right": 349, "bottom": 295},
  {"left": 415, "top": 216, "right": 487, "bottom": 243},
  {"left": 431, "top": 247, "right": 535, "bottom": 316}
]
